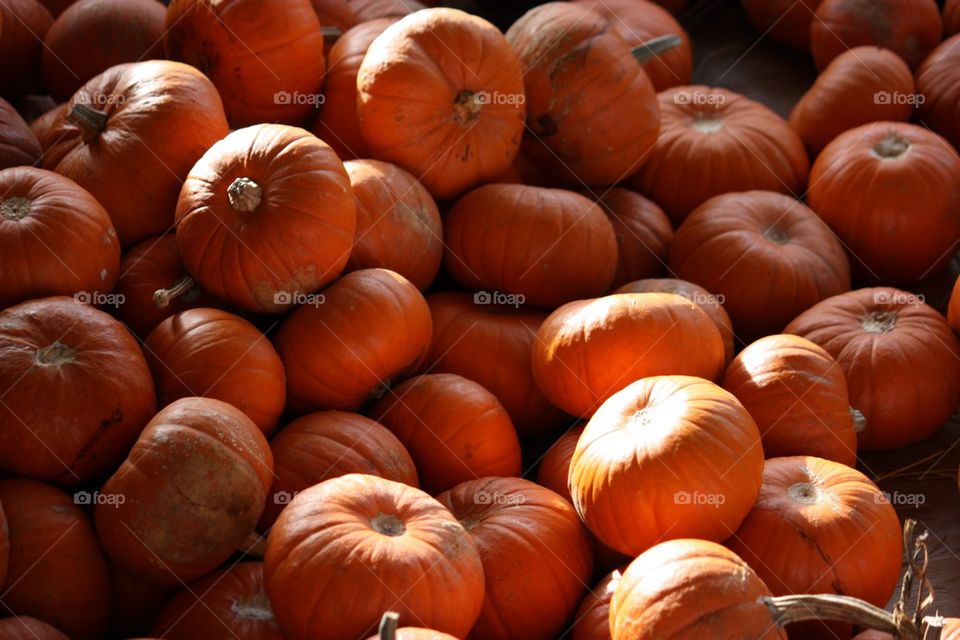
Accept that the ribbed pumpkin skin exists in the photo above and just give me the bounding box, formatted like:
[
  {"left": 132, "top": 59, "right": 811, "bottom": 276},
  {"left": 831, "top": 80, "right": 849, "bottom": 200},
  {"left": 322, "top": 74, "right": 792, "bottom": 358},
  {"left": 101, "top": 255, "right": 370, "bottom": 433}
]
[
  {"left": 668, "top": 191, "right": 851, "bottom": 339},
  {"left": 595, "top": 188, "right": 673, "bottom": 289},
  {"left": 274, "top": 269, "right": 432, "bottom": 413},
  {"left": 536, "top": 423, "right": 584, "bottom": 503},
  {"left": 785, "top": 287, "right": 960, "bottom": 449},
  {"left": 259, "top": 411, "right": 419, "bottom": 530},
  {"left": 789, "top": 46, "right": 915, "bottom": 155},
  {"left": 742, "top": 0, "right": 822, "bottom": 51},
  {"left": 263, "top": 474, "right": 485, "bottom": 640},
  {"left": 722, "top": 335, "right": 857, "bottom": 465},
  {"left": 0, "top": 97, "right": 42, "bottom": 168},
  {"left": 632, "top": 86, "right": 809, "bottom": 224},
  {"left": 0, "top": 297, "right": 156, "bottom": 484},
  {"left": 151, "top": 562, "right": 283, "bottom": 640},
  {"left": 609, "top": 539, "right": 786, "bottom": 640},
  {"left": 0, "top": 617, "right": 70, "bottom": 640},
  {"left": 0, "top": 480, "right": 110, "bottom": 640},
  {"left": 0, "top": 167, "right": 120, "bottom": 309},
  {"left": 570, "top": 376, "right": 764, "bottom": 557},
  {"left": 532, "top": 293, "right": 725, "bottom": 417},
  {"left": 571, "top": 568, "right": 622, "bottom": 640},
  {"left": 0, "top": 0, "right": 53, "bottom": 96},
  {"left": 808, "top": 122, "right": 960, "bottom": 283},
  {"left": 95, "top": 398, "right": 273, "bottom": 585},
  {"left": 916, "top": 34, "right": 960, "bottom": 153},
  {"left": 164, "top": 0, "right": 325, "bottom": 127},
  {"left": 437, "top": 477, "right": 594, "bottom": 640}
]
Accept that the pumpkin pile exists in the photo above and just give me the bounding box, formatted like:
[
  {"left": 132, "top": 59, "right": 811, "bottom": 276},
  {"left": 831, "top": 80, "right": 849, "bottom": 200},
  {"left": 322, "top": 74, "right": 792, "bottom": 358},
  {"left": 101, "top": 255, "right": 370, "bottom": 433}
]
[{"left": 1, "top": 0, "right": 960, "bottom": 638}]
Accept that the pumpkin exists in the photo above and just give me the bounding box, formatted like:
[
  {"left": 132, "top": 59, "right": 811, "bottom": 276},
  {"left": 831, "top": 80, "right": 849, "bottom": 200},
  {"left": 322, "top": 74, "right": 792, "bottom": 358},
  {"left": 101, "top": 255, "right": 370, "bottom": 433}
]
[
  {"left": 175, "top": 124, "right": 356, "bottom": 313},
  {"left": 263, "top": 474, "right": 485, "bottom": 640},
  {"left": 536, "top": 423, "right": 584, "bottom": 502},
  {"left": 569, "top": 375, "right": 764, "bottom": 556},
  {"left": 275, "top": 269, "right": 432, "bottom": 412},
  {"left": 916, "top": 34, "right": 960, "bottom": 153},
  {"left": 370, "top": 374, "right": 522, "bottom": 495},
  {"left": 593, "top": 188, "right": 673, "bottom": 289},
  {"left": 722, "top": 335, "right": 858, "bottom": 465},
  {"left": 728, "top": 456, "right": 902, "bottom": 640},
  {"left": 631, "top": 86, "right": 809, "bottom": 224},
  {"left": 260, "top": 410, "right": 419, "bottom": 530},
  {"left": 106, "top": 563, "right": 173, "bottom": 640},
  {"left": 0, "top": 499, "right": 6, "bottom": 588},
  {"left": 0, "top": 98, "right": 42, "bottom": 168},
  {"left": 789, "top": 46, "right": 916, "bottom": 156},
  {"left": 741, "top": 0, "right": 822, "bottom": 51},
  {"left": 38, "top": 0, "right": 77, "bottom": 15},
  {"left": 436, "top": 477, "right": 593, "bottom": 640},
  {"left": 853, "top": 620, "right": 960, "bottom": 640},
  {"left": 807, "top": 122, "right": 960, "bottom": 282},
  {"left": 950, "top": 275, "right": 960, "bottom": 335},
  {"left": 571, "top": 568, "right": 622, "bottom": 640},
  {"left": 344, "top": 159, "right": 442, "bottom": 291},
  {"left": 357, "top": 8, "right": 525, "bottom": 199},
  {"left": 95, "top": 397, "right": 273, "bottom": 585},
  {"left": 609, "top": 539, "right": 785, "bottom": 639},
  {"left": 312, "top": 19, "right": 396, "bottom": 160},
  {"left": 151, "top": 562, "right": 282, "bottom": 639},
  {"left": 423, "top": 291, "right": 565, "bottom": 439},
  {"left": 0, "top": 479, "right": 110, "bottom": 640},
  {"left": 571, "top": 0, "right": 692, "bottom": 91},
  {"left": 114, "top": 234, "right": 216, "bottom": 338},
  {"left": 0, "top": 0, "right": 53, "bottom": 96},
  {"left": 0, "top": 296, "right": 155, "bottom": 483},
  {"left": 0, "top": 167, "right": 120, "bottom": 309},
  {"left": 532, "top": 294, "right": 725, "bottom": 417},
  {"left": 310, "top": 0, "right": 353, "bottom": 30},
  {"left": 506, "top": 2, "right": 659, "bottom": 185},
  {"left": 29, "top": 102, "right": 65, "bottom": 149},
  {"left": 811, "top": 0, "right": 942, "bottom": 70},
  {"left": 144, "top": 308, "right": 286, "bottom": 435},
  {"left": 43, "top": 60, "right": 229, "bottom": 248},
  {"left": 164, "top": 0, "right": 325, "bottom": 127},
  {"left": 41, "top": 0, "right": 165, "bottom": 101},
  {"left": 0, "top": 618, "right": 70, "bottom": 640},
  {"left": 947, "top": 0, "right": 960, "bottom": 34},
  {"left": 614, "top": 278, "right": 734, "bottom": 364},
  {"left": 365, "top": 627, "right": 458, "bottom": 640},
  {"left": 444, "top": 184, "right": 618, "bottom": 309},
  {"left": 668, "top": 190, "right": 851, "bottom": 339},
  {"left": 351, "top": 0, "right": 424, "bottom": 20},
  {"left": 785, "top": 287, "right": 960, "bottom": 449}
]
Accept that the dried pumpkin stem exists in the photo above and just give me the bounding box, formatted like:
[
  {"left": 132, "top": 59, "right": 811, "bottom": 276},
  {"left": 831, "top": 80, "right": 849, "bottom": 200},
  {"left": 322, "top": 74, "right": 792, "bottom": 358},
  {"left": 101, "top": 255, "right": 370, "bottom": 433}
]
[
  {"left": 67, "top": 102, "right": 109, "bottom": 139},
  {"left": 762, "top": 594, "right": 907, "bottom": 636},
  {"left": 228, "top": 177, "right": 263, "bottom": 212},
  {"left": 631, "top": 34, "right": 683, "bottom": 64},
  {"left": 154, "top": 276, "right": 197, "bottom": 309},
  {"left": 378, "top": 612, "right": 400, "bottom": 640},
  {"left": 321, "top": 25, "right": 342, "bottom": 41}
]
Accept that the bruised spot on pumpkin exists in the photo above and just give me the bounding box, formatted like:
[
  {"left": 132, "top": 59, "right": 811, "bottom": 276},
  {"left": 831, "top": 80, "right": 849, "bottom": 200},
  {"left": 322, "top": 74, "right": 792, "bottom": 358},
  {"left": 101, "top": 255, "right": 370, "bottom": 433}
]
[
  {"left": 535, "top": 113, "right": 559, "bottom": 138},
  {"left": 0, "top": 196, "right": 31, "bottom": 220},
  {"left": 231, "top": 593, "right": 274, "bottom": 621}
]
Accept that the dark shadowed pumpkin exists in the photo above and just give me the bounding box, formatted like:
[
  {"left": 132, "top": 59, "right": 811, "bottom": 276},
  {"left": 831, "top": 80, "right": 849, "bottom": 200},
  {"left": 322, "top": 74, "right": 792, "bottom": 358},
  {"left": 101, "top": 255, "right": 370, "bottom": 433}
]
[
  {"left": 571, "top": 568, "right": 622, "bottom": 640},
  {"left": 593, "top": 188, "right": 673, "bottom": 289},
  {"left": 0, "top": 98, "right": 42, "bottom": 168},
  {"left": 741, "top": 0, "right": 822, "bottom": 51},
  {"left": 106, "top": 563, "right": 173, "bottom": 640},
  {"left": 536, "top": 423, "right": 584, "bottom": 503},
  {"left": 946, "top": 0, "right": 960, "bottom": 34},
  {"left": 950, "top": 275, "right": 960, "bottom": 335},
  {"left": 916, "top": 34, "right": 960, "bottom": 153},
  {"left": 0, "top": 498, "right": 6, "bottom": 587},
  {"left": 0, "top": 617, "right": 70, "bottom": 640},
  {"left": 0, "top": 0, "right": 53, "bottom": 96}
]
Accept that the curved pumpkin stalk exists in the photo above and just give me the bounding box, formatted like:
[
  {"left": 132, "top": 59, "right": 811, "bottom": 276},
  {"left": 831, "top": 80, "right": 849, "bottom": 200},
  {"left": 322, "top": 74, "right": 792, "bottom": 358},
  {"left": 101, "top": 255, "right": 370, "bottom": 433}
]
[
  {"left": 153, "top": 275, "right": 198, "bottom": 309},
  {"left": 631, "top": 35, "right": 683, "bottom": 65},
  {"left": 378, "top": 612, "right": 399, "bottom": 640},
  {"left": 322, "top": 25, "right": 342, "bottom": 43}
]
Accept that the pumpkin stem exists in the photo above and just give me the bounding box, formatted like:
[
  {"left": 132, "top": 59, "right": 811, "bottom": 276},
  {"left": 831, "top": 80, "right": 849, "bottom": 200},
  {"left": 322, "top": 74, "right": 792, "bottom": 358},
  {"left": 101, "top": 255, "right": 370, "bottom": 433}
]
[
  {"left": 452, "top": 90, "right": 483, "bottom": 125},
  {"left": 378, "top": 612, "right": 400, "bottom": 640},
  {"left": 786, "top": 482, "right": 820, "bottom": 504},
  {"left": 631, "top": 34, "right": 683, "bottom": 64},
  {"left": 34, "top": 341, "right": 77, "bottom": 367},
  {"left": 862, "top": 310, "right": 897, "bottom": 334},
  {"left": 763, "top": 226, "right": 789, "bottom": 244},
  {"left": 761, "top": 594, "right": 935, "bottom": 638},
  {"left": 850, "top": 407, "right": 866, "bottom": 433},
  {"left": 321, "top": 25, "right": 341, "bottom": 42},
  {"left": 154, "top": 276, "right": 198, "bottom": 309},
  {"left": 0, "top": 196, "right": 31, "bottom": 220},
  {"left": 67, "top": 102, "right": 109, "bottom": 140},
  {"left": 370, "top": 513, "right": 406, "bottom": 537},
  {"left": 873, "top": 133, "right": 911, "bottom": 159},
  {"left": 227, "top": 177, "right": 263, "bottom": 212}
]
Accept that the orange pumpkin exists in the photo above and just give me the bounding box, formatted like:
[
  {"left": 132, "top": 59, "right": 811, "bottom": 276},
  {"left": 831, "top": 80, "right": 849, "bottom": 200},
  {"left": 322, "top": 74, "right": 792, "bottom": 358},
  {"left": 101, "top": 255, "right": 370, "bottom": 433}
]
[
  {"left": 164, "top": 0, "right": 325, "bottom": 127},
  {"left": 151, "top": 562, "right": 283, "bottom": 639},
  {"left": 263, "top": 474, "right": 485, "bottom": 640},
  {"left": 424, "top": 291, "right": 565, "bottom": 438},
  {"left": 437, "top": 477, "right": 593, "bottom": 640},
  {"left": 741, "top": 0, "right": 823, "bottom": 51},
  {"left": 610, "top": 539, "right": 785, "bottom": 639},
  {"left": 357, "top": 9, "right": 525, "bottom": 199},
  {"left": 274, "top": 269, "right": 432, "bottom": 413},
  {"left": 507, "top": 2, "right": 660, "bottom": 185},
  {"left": 0, "top": 167, "right": 120, "bottom": 309},
  {"left": 723, "top": 335, "right": 858, "bottom": 465},
  {"left": 536, "top": 423, "right": 584, "bottom": 503},
  {"left": 0, "top": 479, "right": 110, "bottom": 640},
  {"left": 632, "top": 86, "right": 809, "bottom": 224},
  {"left": 309, "top": 0, "right": 353, "bottom": 30},
  {"left": 785, "top": 287, "right": 960, "bottom": 449},
  {"left": 950, "top": 275, "right": 960, "bottom": 334},
  {"left": 532, "top": 293, "right": 725, "bottom": 417},
  {"left": 344, "top": 159, "right": 442, "bottom": 291},
  {"left": 594, "top": 188, "right": 673, "bottom": 289},
  {"left": 0, "top": 296, "right": 156, "bottom": 484},
  {"left": 29, "top": 102, "right": 65, "bottom": 150},
  {"left": 570, "top": 376, "right": 764, "bottom": 556},
  {"left": 571, "top": 568, "right": 622, "bottom": 640},
  {"left": 350, "top": 0, "right": 423, "bottom": 20},
  {"left": 789, "top": 46, "right": 916, "bottom": 156},
  {"left": 106, "top": 563, "right": 172, "bottom": 640},
  {"left": 0, "top": 0, "right": 53, "bottom": 96},
  {"left": 370, "top": 374, "right": 522, "bottom": 495},
  {"left": 444, "top": 184, "right": 618, "bottom": 309},
  {"left": 916, "top": 34, "right": 960, "bottom": 153},
  {"left": 811, "top": 0, "right": 942, "bottom": 70},
  {"left": 728, "top": 456, "right": 902, "bottom": 640},
  {"left": 43, "top": 60, "right": 230, "bottom": 248},
  {"left": 365, "top": 627, "right": 457, "bottom": 640},
  {"left": 0, "top": 617, "right": 70, "bottom": 640},
  {"left": 807, "top": 122, "right": 960, "bottom": 282},
  {"left": 614, "top": 278, "right": 735, "bottom": 364},
  {"left": 669, "top": 190, "right": 851, "bottom": 339},
  {"left": 144, "top": 308, "right": 286, "bottom": 435},
  {"left": 175, "top": 124, "right": 356, "bottom": 314},
  {"left": 0, "top": 98, "right": 42, "bottom": 168},
  {"left": 853, "top": 620, "right": 960, "bottom": 640},
  {"left": 260, "top": 411, "right": 419, "bottom": 530},
  {"left": 0, "top": 498, "right": 6, "bottom": 587},
  {"left": 95, "top": 398, "right": 273, "bottom": 585},
  {"left": 946, "top": 0, "right": 960, "bottom": 34}
]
